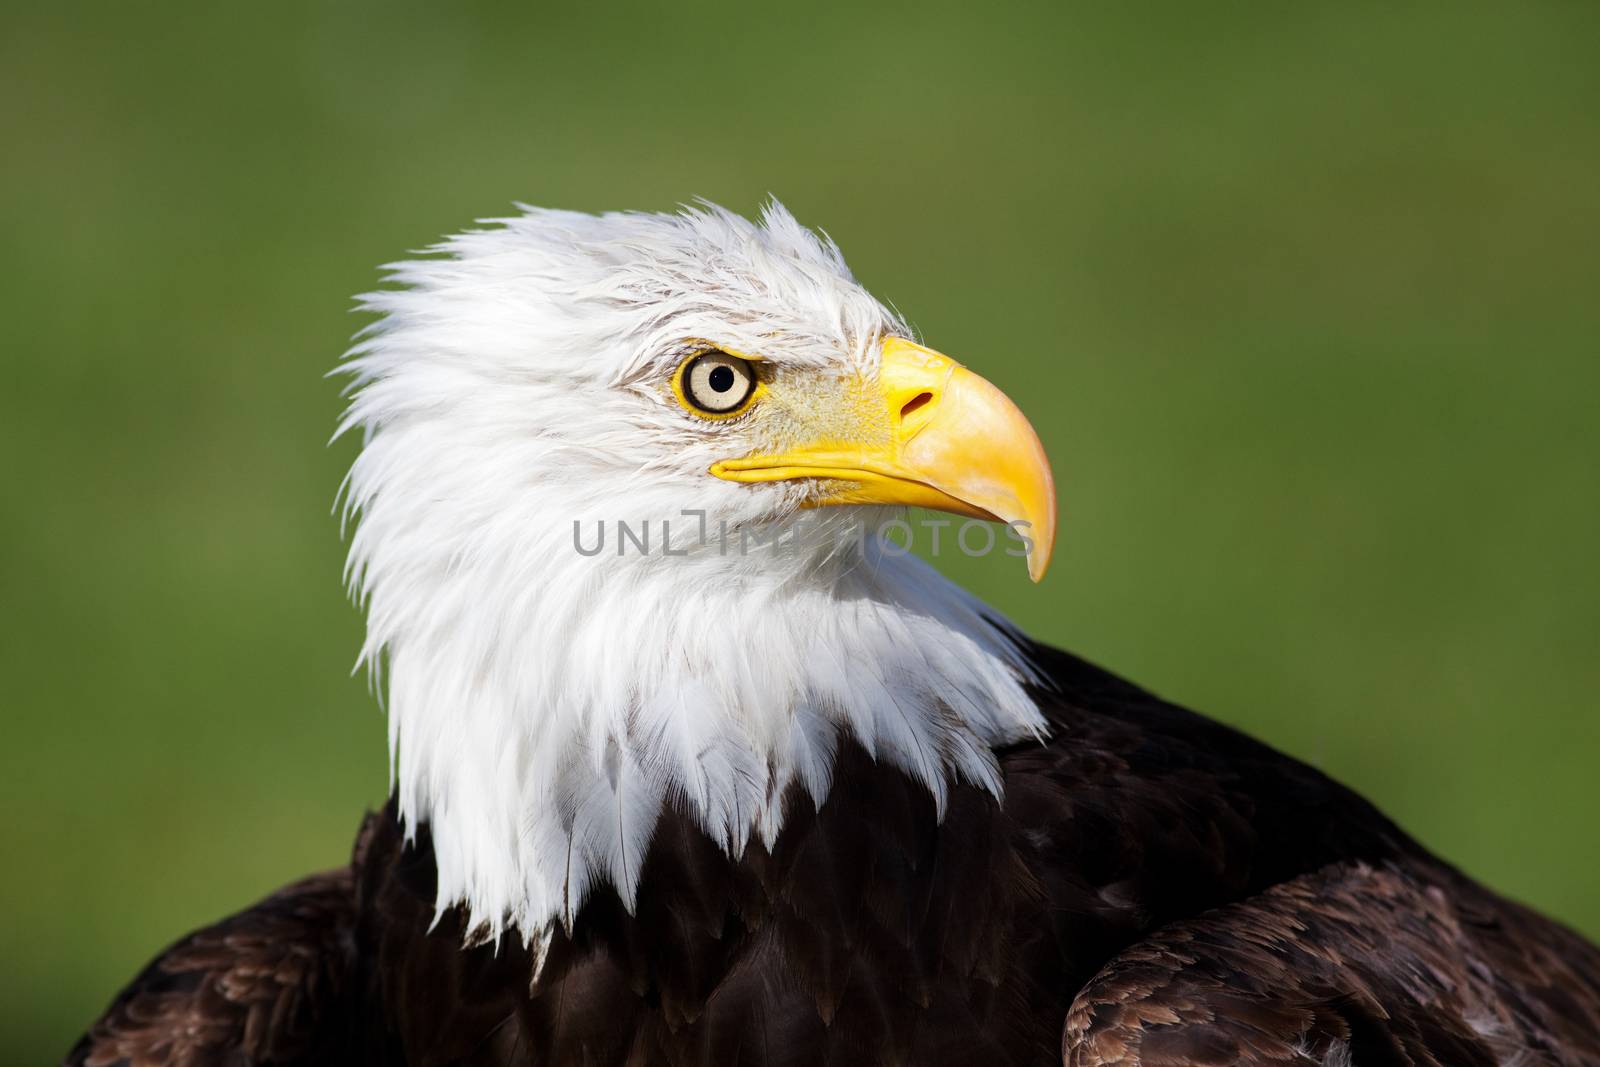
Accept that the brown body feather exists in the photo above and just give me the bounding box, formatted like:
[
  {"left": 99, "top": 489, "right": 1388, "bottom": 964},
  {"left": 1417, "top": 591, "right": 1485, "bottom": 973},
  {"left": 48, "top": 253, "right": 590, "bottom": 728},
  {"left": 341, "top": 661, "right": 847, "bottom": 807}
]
[{"left": 66, "top": 646, "right": 1600, "bottom": 1065}]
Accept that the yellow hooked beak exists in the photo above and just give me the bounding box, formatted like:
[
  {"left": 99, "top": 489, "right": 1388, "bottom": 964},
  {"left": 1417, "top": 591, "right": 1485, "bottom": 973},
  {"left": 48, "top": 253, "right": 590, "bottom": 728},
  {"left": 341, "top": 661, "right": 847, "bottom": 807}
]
[{"left": 710, "top": 337, "right": 1057, "bottom": 581}]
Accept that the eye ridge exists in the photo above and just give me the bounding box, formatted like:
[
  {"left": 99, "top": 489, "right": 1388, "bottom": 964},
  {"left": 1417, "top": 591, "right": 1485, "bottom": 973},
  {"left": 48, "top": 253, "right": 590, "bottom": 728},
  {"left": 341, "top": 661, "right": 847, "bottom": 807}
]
[{"left": 678, "top": 349, "right": 758, "bottom": 418}]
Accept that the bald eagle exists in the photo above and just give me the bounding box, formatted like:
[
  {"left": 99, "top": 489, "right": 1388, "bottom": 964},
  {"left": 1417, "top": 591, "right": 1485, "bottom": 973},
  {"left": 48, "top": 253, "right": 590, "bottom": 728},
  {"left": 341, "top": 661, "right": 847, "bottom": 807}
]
[{"left": 69, "top": 202, "right": 1600, "bottom": 1066}]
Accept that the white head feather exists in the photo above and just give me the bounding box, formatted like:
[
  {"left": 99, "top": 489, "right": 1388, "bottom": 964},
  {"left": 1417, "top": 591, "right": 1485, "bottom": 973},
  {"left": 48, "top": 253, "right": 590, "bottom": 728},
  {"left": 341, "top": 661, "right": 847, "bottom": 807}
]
[{"left": 337, "top": 200, "right": 1046, "bottom": 952}]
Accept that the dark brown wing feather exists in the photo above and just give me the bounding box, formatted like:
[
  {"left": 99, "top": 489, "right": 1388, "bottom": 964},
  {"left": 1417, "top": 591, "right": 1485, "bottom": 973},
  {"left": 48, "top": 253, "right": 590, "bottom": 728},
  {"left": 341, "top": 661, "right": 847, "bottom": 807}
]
[
  {"left": 64, "top": 868, "right": 357, "bottom": 1067},
  {"left": 64, "top": 642, "right": 1600, "bottom": 1065},
  {"left": 1063, "top": 858, "right": 1600, "bottom": 1066}
]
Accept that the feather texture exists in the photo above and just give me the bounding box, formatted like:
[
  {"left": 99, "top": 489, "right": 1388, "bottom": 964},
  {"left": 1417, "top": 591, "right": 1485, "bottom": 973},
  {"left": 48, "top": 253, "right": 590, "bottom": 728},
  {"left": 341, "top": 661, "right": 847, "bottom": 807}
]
[{"left": 68, "top": 645, "right": 1600, "bottom": 1065}]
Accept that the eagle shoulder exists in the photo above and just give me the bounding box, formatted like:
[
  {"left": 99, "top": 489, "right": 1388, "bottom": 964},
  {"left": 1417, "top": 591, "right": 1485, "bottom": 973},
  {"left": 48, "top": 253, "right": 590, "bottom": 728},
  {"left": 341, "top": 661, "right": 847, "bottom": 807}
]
[
  {"left": 63, "top": 867, "right": 357, "bottom": 1067},
  {"left": 1062, "top": 858, "right": 1600, "bottom": 1066}
]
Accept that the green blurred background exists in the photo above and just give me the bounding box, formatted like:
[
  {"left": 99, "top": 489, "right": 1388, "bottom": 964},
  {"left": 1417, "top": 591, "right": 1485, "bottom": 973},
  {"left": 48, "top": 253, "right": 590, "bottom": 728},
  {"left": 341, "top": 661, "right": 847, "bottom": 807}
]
[{"left": 4, "top": 1, "right": 1598, "bottom": 1058}]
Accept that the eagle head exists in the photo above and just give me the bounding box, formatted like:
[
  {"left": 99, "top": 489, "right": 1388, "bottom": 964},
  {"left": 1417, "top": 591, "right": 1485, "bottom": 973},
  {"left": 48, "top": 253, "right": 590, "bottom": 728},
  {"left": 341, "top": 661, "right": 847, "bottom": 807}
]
[{"left": 338, "top": 200, "right": 1056, "bottom": 948}]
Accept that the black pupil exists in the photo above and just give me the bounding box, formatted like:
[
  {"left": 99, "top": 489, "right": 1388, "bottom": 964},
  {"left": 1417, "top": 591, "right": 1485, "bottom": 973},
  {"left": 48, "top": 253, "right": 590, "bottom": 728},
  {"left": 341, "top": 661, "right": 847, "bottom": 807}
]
[{"left": 707, "top": 364, "right": 736, "bottom": 393}]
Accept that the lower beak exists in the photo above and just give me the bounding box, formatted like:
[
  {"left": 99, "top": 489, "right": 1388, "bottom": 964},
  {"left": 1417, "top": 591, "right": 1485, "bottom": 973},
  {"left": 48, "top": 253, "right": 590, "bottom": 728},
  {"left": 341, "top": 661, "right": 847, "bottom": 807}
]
[{"left": 710, "top": 337, "right": 1057, "bottom": 581}]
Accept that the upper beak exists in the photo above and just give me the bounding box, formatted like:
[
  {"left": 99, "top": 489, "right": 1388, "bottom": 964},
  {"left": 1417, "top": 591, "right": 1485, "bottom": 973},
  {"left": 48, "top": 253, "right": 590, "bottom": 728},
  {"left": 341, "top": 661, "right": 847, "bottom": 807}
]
[{"left": 710, "top": 337, "right": 1057, "bottom": 581}]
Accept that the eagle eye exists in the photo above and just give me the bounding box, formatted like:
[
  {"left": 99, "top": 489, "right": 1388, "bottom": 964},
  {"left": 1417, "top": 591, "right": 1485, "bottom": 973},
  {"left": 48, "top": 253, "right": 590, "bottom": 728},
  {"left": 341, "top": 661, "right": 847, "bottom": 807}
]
[{"left": 676, "top": 350, "right": 759, "bottom": 418}]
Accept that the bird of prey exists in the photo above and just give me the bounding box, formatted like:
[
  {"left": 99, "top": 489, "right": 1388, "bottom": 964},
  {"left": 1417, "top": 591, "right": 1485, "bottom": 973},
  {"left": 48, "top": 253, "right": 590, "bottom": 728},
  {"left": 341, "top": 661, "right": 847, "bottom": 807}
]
[{"left": 69, "top": 201, "right": 1600, "bottom": 1066}]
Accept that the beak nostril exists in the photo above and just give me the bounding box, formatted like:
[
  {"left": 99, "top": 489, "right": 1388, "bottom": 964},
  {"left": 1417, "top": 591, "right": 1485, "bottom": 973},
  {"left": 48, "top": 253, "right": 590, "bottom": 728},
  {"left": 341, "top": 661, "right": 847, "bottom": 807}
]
[{"left": 899, "top": 391, "right": 934, "bottom": 421}]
